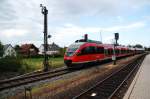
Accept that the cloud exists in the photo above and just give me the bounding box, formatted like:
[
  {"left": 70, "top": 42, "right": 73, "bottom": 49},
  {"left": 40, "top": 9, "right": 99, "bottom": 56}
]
[
  {"left": 1, "top": 29, "right": 28, "bottom": 37},
  {"left": 0, "top": 0, "right": 149, "bottom": 46},
  {"left": 46, "top": 0, "right": 150, "bottom": 18},
  {"left": 49, "top": 21, "right": 145, "bottom": 46},
  {"left": 104, "top": 21, "right": 145, "bottom": 32}
]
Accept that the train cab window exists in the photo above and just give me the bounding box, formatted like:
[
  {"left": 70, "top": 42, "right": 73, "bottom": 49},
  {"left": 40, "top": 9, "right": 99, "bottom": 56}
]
[{"left": 66, "top": 43, "right": 83, "bottom": 56}]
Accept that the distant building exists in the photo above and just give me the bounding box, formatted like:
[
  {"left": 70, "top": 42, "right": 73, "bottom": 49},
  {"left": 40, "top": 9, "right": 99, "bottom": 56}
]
[
  {"left": 3, "top": 44, "right": 16, "bottom": 57},
  {"left": 39, "top": 42, "right": 61, "bottom": 55},
  {"left": 20, "top": 44, "right": 39, "bottom": 57}
]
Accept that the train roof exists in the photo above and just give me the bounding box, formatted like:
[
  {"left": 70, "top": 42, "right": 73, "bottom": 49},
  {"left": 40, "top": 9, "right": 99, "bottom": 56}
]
[
  {"left": 75, "top": 39, "right": 102, "bottom": 44},
  {"left": 68, "top": 42, "right": 86, "bottom": 48},
  {"left": 70, "top": 42, "right": 138, "bottom": 50}
]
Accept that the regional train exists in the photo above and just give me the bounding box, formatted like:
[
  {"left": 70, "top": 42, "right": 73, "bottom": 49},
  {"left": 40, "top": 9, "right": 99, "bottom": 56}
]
[{"left": 64, "top": 34, "right": 144, "bottom": 68}]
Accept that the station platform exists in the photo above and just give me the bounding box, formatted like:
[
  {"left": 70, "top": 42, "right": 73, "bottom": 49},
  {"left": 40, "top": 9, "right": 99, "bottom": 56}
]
[{"left": 124, "top": 54, "right": 150, "bottom": 99}]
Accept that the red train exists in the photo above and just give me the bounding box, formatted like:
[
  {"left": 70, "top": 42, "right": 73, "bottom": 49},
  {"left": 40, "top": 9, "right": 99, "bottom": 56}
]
[{"left": 64, "top": 35, "right": 144, "bottom": 68}]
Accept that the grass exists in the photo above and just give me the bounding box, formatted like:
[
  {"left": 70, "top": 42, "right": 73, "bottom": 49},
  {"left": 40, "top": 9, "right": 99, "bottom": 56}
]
[
  {"left": 22, "top": 57, "right": 64, "bottom": 72},
  {"left": 0, "top": 57, "right": 64, "bottom": 74}
]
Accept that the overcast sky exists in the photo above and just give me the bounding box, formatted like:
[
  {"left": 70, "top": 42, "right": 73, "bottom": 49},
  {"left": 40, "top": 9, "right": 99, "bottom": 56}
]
[{"left": 0, "top": 0, "right": 150, "bottom": 47}]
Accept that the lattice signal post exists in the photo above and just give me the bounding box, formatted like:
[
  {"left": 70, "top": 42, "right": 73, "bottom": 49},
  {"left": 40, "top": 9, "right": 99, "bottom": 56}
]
[{"left": 40, "top": 4, "right": 50, "bottom": 71}]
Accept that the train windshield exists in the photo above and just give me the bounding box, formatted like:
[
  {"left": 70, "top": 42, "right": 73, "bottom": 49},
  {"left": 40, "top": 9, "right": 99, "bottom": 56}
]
[{"left": 66, "top": 43, "right": 84, "bottom": 56}]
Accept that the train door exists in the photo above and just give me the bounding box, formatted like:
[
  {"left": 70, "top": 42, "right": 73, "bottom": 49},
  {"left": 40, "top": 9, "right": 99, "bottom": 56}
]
[
  {"left": 96, "top": 46, "right": 105, "bottom": 60},
  {"left": 86, "top": 46, "right": 96, "bottom": 61},
  {"left": 104, "top": 48, "right": 108, "bottom": 59}
]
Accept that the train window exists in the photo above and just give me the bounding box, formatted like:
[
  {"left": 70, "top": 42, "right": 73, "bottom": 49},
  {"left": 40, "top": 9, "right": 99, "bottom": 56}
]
[
  {"left": 67, "top": 47, "right": 78, "bottom": 52},
  {"left": 123, "top": 50, "right": 125, "bottom": 54},
  {"left": 108, "top": 49, "right": 111, "bottom": 55},
  {"left": 96, "top": 47, "right": 104, "bottom": 54},
  {"left": 119, "top": 49, "right": 121, "bottom": 54},
  {"left": 121, "top": 50, "right": 123, "bottom": 54},
  {"left": 81, "top": 47, "right": 89, "bottom": 55},
  {"left": 104, "top": 49, "right": 108, "bottom": 55},
  {"left": 115, "top": 49, "right": 117, "bottom": 54},
  {"left": 81, "top": 46, "right": 96, "bottom": 55},
  {"left": 108, "top": 49, "right": 113, "bottom": 55},
  {"left": 88, "top": 46, "right": 96, "bottom": 54},
  {"left": 122, "top": 50, "right": 124, "bottom": 54},
  {"left": 116, "top": 49, "right": 119, "bottom": 54},
  {"left": 111, "top": 49, "right": 113, "bottom": 55}
]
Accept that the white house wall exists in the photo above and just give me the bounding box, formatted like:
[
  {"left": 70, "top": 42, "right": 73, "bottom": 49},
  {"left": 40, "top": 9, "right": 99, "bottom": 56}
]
[{"left": 3, "top": 46, "right": 16, "bottom": 57}]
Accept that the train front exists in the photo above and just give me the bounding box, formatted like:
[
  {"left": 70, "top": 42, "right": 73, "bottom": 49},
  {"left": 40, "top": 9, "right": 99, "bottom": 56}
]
[{"left": 64, "top": 42, "right": 84, "bottom": 67}]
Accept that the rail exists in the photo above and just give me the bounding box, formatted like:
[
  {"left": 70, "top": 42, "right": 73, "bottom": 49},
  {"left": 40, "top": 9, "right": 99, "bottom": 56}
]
[{"left": 73, "top": 54, "right": 146, "bottom": 99}]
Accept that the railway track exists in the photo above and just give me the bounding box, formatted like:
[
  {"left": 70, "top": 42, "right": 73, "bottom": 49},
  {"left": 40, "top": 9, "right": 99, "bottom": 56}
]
[
  {"left": 0, "top": 56, "right": 132, "bottom": 92},
  {"left": 73, "top": 54, "right": 146, "bottom": 99},
  {"left": 0, "top": 54, "right": 145, "bottom": 93},
  {"left": 0, "top": 67, "right": 70, "bottom": 91}
]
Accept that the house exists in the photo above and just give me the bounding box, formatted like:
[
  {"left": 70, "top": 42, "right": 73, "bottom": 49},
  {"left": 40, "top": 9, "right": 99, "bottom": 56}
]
[
  {"left": 3, "top": 44, "right": 16, "bottom": 57},
  {"left": 20, "top": 44, "right": 39, "bottom": 57},
  {"left": 39, "top": 42, "right": 61, "bottom": 55}
]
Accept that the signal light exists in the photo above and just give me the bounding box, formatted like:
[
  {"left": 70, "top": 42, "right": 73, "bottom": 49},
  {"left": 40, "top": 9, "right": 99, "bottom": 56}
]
[
  {"left": 115, "top": 33, "right": 119, "bottom": 40},
  {"left": 84, "top": 34, "right": 88, "bottom": 41}
]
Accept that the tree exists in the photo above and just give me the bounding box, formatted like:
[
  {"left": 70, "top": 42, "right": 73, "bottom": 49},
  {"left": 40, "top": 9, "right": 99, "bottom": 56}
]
[
  {"left": 14, "top": 45, "right": 20, "bottom": 56},
  {"left": 134, "top": 44, "right": 143, "bottom": 48},
  {"left": 59, "top": 47, "right": 67, "bottom": 56},
  {"left": 127, "top": 45, "right": 134, "bottom": 47},
  {"left": 148, "top": 47, "right": 150, "bottom": 51},
  {"left": 14, "top": 45, "right": 20, "bottom": 53},
  {"left": 0, "top": 41, "right": 4, "bottom": 57}
]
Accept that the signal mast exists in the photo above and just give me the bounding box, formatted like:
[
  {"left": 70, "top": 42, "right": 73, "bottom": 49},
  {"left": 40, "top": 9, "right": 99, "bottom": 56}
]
[{"left": 40, "top": 4, "right": 51, "bottom": 71}]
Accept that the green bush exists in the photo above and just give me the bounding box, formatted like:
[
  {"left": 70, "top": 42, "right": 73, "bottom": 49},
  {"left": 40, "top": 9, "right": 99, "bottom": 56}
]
[
  {"left": 0, "top": 57, "right": 22, "bottom": 72},
  {"left": 0, "top": 56, "right": 64, "bottom": 74},
  {"left": 0, "top": 56, "right": 37, "bottom": 73}
]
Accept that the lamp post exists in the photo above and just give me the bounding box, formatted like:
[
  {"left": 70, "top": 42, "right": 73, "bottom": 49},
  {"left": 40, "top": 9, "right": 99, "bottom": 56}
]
[{"left": 40, "top": 4, "right": 49, "bottom": 72}]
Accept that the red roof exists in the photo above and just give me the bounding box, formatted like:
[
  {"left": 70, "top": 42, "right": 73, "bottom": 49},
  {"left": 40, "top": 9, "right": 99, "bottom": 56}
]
[{"left": 20, "top": 44, "right": 38, "bottom": 52}]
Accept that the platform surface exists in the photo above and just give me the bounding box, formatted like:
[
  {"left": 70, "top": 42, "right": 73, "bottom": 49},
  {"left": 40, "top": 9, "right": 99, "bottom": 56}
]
[{"left": 124, "top": 54, "right": 150, "bottom": 99}]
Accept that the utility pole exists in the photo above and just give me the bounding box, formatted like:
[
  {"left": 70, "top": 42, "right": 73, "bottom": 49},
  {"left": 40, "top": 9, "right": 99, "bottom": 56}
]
[
  {"left": 113, "top": 33, "right": 119, "bottom": 65},
  {"left": 40, "top": 4, "right": 49, "bottom": 71}
]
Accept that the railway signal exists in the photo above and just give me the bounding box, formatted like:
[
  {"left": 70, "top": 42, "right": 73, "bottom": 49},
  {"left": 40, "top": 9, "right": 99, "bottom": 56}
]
[
  {"left": 113, "top": 33, "right": 119, "bottom": 65},
  {"left": 40, "top": 4, "right": 50, "bottom": 72},
  {"left": 115, "top": 33, "right": 119, "bottom": 45}
]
